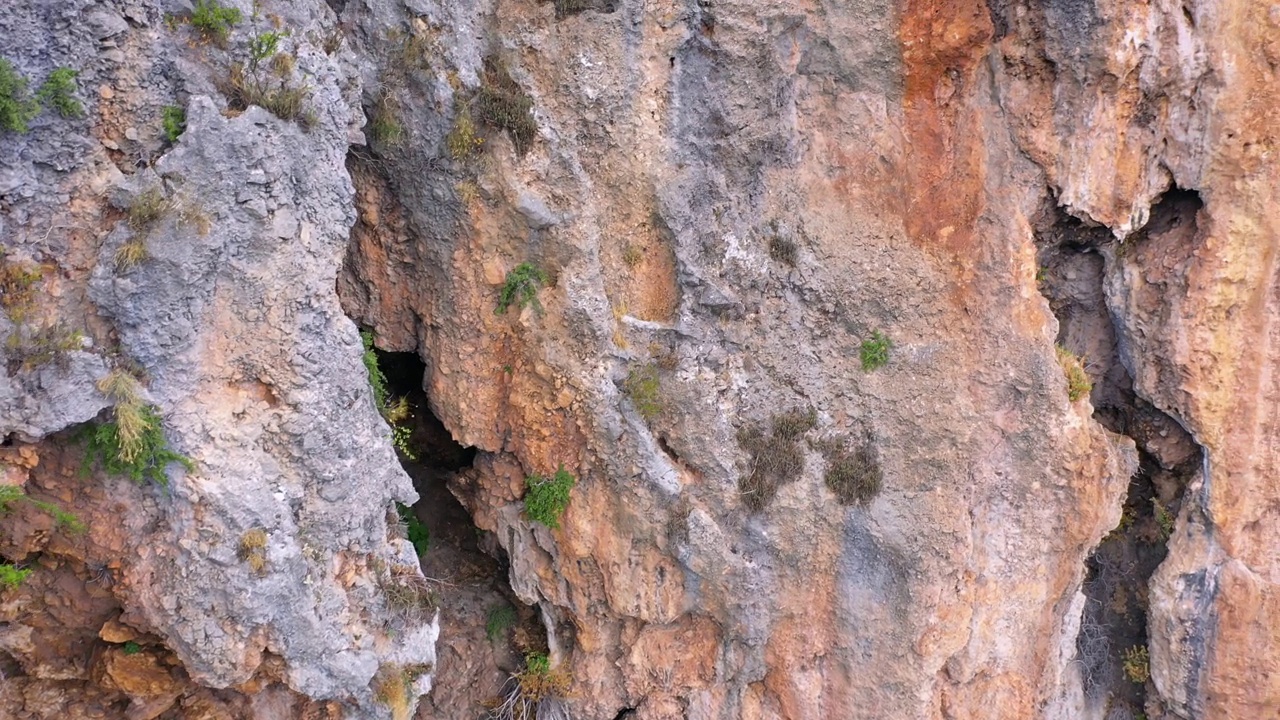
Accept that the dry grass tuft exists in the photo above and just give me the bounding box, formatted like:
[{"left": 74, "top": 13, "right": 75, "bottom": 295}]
[
  {"left": 238, "top": 528, "right": 269, "bottom": 575},
  {"left": 736, "top": 409, "right": 815, "bottom": 512}
]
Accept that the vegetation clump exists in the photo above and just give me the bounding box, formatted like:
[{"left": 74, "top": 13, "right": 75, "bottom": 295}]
[
  {"left": 361, "top": 331, "right": 418, "bottom": 459},
  {"left": 379, "top": 564, "right": 437, "bottom": 623},
  {"left": 737, "top": 409, "right": 816, "bottom": 512},
  {"left": 36, "top": 68, "right": 82, "bottom": 118},
  {"left": 489, "top": 653, "right": 573, "bottom": 720},
  {"left": 1122, "top": 645, "right": 1150, "bottom": 684},
  {"left": 237, "top": 528, "right": 268, "bottom": 575},
  {"left": 495, "top": 263, "right": 547, "bottom": 316},
  {"left": 860, "top": 331, "right": 891, "bottom": 371},
  {"left": 0, "top": 253, "right": 42, "bottom": 322},
  {"left": 163, "top": 105, "right": 186, "bottom": 143},
  {"left": 622, "top": 363, "right": 663, "bottom": 421},
  {"left": 767, "top": 226, "right": 798, "bottom": 266},
  {"left": 486, "top": 603, "right": 517, "bottom": 642},
  {"left": 0, "top": 563, "right": 32, "bottom": 591},
  {"left": 189, "top": 0, "right": 242, "bottom": 45},
  {"left": 122, "top": 641, "right": 142, "bottom": 655},
  {"left": 6, "top": 323, "right": 85, "bottom": 373},
  {"left": 445, "top": 105, "right": 483, "bottom": 160},
  {"left": 1152, "top": 498, "right": 1175, "bottom": 541},
  {"left": 1055, "top": 345, "right": 1092, "bottom": 402},
  {"left": 396, "top": 502, "right": 430, "bottom": 555},
  {"left": 0, "top": 485, "right": 85, "bottom": 534},
  {"left": 821, "top": 441, "right": 882, "bottom": 506},
  {"left": 474, "top": 57, "right": 537, "bottom": 155},
  {"left": 374, "top": 663, "right": 433, "bottom": 720},
  {"left": 524, "top": 465, "right": 575, "bottom": 530},
  {"left": 0, "top": 59, "right": 39, "bottom": 133},
  {"left": 82, "top": 370, "right": 193, "bottom": 486}
]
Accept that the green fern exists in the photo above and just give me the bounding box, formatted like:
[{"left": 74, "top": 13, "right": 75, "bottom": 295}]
[{"left": 0, "top": 563, "right": 31, "bottom": 590}]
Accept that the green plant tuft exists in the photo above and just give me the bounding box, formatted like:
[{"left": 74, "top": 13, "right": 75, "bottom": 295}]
[
  {"left": 0, "top": 485, "right": 83, "bottom": 533},
  {"left": 623, "top": 363, "right": 663, "bottom": 421},
  {"left": 83, "top": 372, "right": 193, "bottom": 486},
  {"left": 163, "top": 105, "right": 186, "bottom": 143},
  {"left": 190, "top": 0, "right": 242, "bottom": 45},
  {"left": 1152, "top": 498, "right": 1175, "bottom": 541},
  {"left": 122, "top": 641, "right": 142, "bottom": 655},
  {"left": 860, "top": 331, "right": 891, "bottom": 371},
  {"left": 0, "top": 563, "right": 31, "bottom": 591},
  {"left": 473, "top": 57, "right": 537, "bottom": 155},
  {"left": 495, "top": 262, "right": 547, "bottom": 316},
  {"left": 361, "top": 332, "right": 418, "bottom": 459},
  {"left": 1055, "top": 345, "right": 1092, "bottom": 402},
  {"left": 36, "top": 68, "right": 82, "bottom": 119},
  {"left": 524, "top": 465, "right": 575, "bottom": 529},
  {"left": 0, "top": 59, "right": 39, "bottom": 133},
  {"left": 397, "top": 503, "right": 430, "bottom": 555},
  {"left": 486, "top": 604, "right": 517, "bottom": 642}
]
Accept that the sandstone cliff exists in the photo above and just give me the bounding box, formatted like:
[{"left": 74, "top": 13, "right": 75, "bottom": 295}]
[{"left": 0, "top": 0, "right": 1275, "bottom": 719}]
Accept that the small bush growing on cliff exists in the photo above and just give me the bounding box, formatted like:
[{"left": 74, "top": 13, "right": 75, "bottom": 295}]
[
  {"left": 82, "top": 370, "right": 193, "bottom": 486},
  {"left": 821, "top": 441, "right": 882, "bottom": 506},
  {"left": 6, "top": 323, "right": 84, "bottom": 372},
  {"left": 189, "top": 0, "right": 242, "bottom": 45},
  {"left": 379, "top": 564, "right": 437, "bottom": 624},
  {"left": 486, "top": 604, "right": 517, "bottom": 642},
  {"left": 1122, "top": 645, "right": 1150, "bottom": 684},
  {"left": 474, "top": 57, "right": 537, "bottom": 155},
  {"left": 0, "top": 253, "right": 42, "bottom": 322},
  {"left": 490, "top": 653, "right": 573, "bottom": 720},
  {"left": 495, "top": 263, "right": 547, "bottom": 316},
  {"left": 361, "top": 332, "right": 419, "bottom": 459},
  {"left": 446, "top": 105, "right": 484, "bottom": 161},
  {"left": 622, "top": 363, "right": 663, "bottom": 421},
  {"left": 0, "top": 59, "right": 39, "bottom": 133},
  {"left": 860, "top": 331, "right": 891, "bottom": 371},
  {"left": 1055, "top": 345, "right": 1091, "bottom": 402},
  {"left": 163, "top": 105, "right": 186, "bottom": 143},
  {"left": 0, "top": 563, "right": 32, "bottom": 591},
  {"left": 737, "top": 409, "right": 815, "bottom": 512},
  {"left": 524, "top": 465, "right": 575, "bottom": 530},
  {"left": 36, "top": 68, "right": 83, "bottom": 118},
  {"left": 237, "top": 528, "right": 269, "bottom": 575},
  {"left": 374, "top": 662, "right": 433, "bottom": 720},
  {"left": 396, "top": 502, "right": 430, "bottom": 555}
]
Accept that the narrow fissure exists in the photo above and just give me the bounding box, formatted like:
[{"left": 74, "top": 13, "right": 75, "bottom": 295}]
[{"left": 1034, "top": 190, "right": 1205, "bottom": 718}]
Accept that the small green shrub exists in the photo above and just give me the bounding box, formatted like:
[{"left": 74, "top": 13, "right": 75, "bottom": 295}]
[
  {"left": 248, "top": 30, "right": 287, "bottom": 72},
  {"left": 190, "top": 0, "right": 242, "bottom": 45},
  {"left": 226, "top": 62, "right": 309, "bottom": 122},
  {"left": 623, "top": 363, "right": 663, "bottom": 421},
  {"left": 0, "top": 59, "right": 39, "bottom": 133},
  {"left": 495, "top": 262, "right": 547, "bottom": 315},
  {"left": 1122, "top": 645, "right": 1150, "bottom": 684},
  {"left": 162, "top": 105, "right": 186, "bottom": 143},
  {"left": 860, "top": 331, "right": 891, "bottom": 371},
  {"left": 0, "top": 563, "right": 31, "bottom": 591},
  {"left": 122, "top": 641, "right": 142, "bottom": 655},
  {"left": 474, "top": 57, "right": 536, "bottom": 155},
  {"left": 486, "top": 604, "right": 517, "bottom": 642},
  {"left": 396, "top": 502, "right": 429, "bottom": 555},
  {"left": 362, "top": 331, "right": 390, "bottom": 409},
  {"left": 1055, "top": 345, "right": 1091, "bottom": 402},
  {"left": 36, "top": 68, "right": 82, "bottom": 118},
  {"left": 445, "top": 105, "right": 483, "bottom": 160},
  {"left": 524, "top": 465, "right": 575, "bottom": 529},
  {"left": 737, "top": 409, "right": 815, "bottom": 512},
  {"left": 83, "top": 371, "right": 193, "bottom": 486},
  {"left": 1152, "top": 498, "right": 1175, "bottom": 541}
]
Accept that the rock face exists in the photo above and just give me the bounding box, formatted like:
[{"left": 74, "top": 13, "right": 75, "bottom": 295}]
[{"left": 1, "top": 1, "right": 1277, "bottom": 720}]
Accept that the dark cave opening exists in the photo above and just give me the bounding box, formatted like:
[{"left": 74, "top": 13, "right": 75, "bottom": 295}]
[{"left": 1035, "top": 188, "right": 1205, "bottom": 716}]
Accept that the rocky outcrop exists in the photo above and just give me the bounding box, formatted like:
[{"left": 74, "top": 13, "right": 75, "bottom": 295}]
[{"left": 3, "top": 0, "right": 1278, "bottom": 719}]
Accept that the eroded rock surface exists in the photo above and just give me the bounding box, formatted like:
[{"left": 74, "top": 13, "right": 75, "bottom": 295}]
[{"left": 3, "top": 0, "right": 1278, "bottom": 719}]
